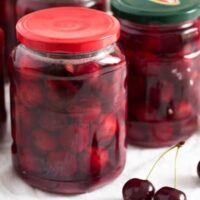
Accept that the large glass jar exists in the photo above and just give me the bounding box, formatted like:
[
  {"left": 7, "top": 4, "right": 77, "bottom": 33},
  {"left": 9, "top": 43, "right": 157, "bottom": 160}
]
[
  {"left": 11, "top": 8, "right": 127, "bottom": 193},
  {"left": 16, "top": 0, "right": 108, "bottom": 20},
  {"left": 112, "top": 0, "right": 200, "bottom": 147},
  {"left": 0, "top": 29, "right": 6, "bottom": 139}
]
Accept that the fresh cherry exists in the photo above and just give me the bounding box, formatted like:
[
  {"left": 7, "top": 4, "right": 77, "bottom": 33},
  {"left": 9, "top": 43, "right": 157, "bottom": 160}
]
[
  {"left": 154, "top": 187, "right": 187, "bottom": 200},
  {"left": 122, "top": 142, "right": 185, "bottom": 200},
  {"left": 197, "top": 161, "right": 200, "bottom": 178},
  {"left": 122, "top": 178, "right": 155, "bottom": 200}
]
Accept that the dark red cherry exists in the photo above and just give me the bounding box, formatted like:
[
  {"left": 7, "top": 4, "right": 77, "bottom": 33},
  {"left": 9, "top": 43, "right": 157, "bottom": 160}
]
[
  {"left": 59, "top": 124, "right": 89, "bottom": 153},
  {"left": 47, "top": 151, "right": 77, "bottom": 179},
  {"left": 152, "top": 122, "right": 174, "bottom": 142},
  {"left": 82, "top": 147, "right": 109, "bottom": 175},
  {"left": 18, "top": 54, "right": 41, "bottom": 81},
  {"left": 172, "top": 101, "right": 193, "bottom": 120},
  {"left": 18, "top": 82, "right": 43, "bottom": 107},
  {"left": 73, "top": 62, "right": 101, "bottom": 75},
  {"left": 154, "top": 187, "right": 187, "bottom": 200},
  {"left": 19, "top": 148, "right": 45, "bottom": 174},
  {"left": 95, "top": 114, "right": 117, "bottom": 141},
  {"left": 32, "top": 129, "right": 57, "bottom": 153},
  {"left": 197, "top": 161, "right": 200, "bottom": 178},
  {"left": 122, "top": 178, "right": 155, "bottom": 200},
  {"left": 131, "top": 51, "right": 160, "bottom": 75}
]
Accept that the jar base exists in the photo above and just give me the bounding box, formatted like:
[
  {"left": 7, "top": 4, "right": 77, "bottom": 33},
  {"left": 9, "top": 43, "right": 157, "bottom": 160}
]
[
  {"left": 127, "top": 116, "right": 198, "bottom": 148},
  {"left": 13, "top": 162, "right": 125, "bottom": 194}
]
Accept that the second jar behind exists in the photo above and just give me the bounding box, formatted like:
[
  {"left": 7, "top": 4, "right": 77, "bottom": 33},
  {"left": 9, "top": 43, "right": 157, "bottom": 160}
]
[{"left": 112, "top": 0, "right": 200, "bottom": 147}]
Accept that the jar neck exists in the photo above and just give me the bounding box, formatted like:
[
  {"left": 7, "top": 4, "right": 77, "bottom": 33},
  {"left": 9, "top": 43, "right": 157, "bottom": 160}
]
[
  {"left": 19, "top": 44, "right": 117, "bottom": 64},
  {"left": 120, "top": 19, "right": 200, "bottom": 32}
]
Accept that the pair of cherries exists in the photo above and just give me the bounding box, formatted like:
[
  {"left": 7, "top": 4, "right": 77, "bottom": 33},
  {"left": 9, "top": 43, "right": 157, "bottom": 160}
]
[
  {"left": 123, "top": 179, "right": 186, "bottom": 200},
  {"left": 122, "top": 142, "right": 187, "bottom": 200}
]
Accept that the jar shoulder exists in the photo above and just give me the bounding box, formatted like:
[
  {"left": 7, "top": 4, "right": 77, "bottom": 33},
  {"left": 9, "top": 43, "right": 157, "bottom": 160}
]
[{"left": 12, "top": 44, "right": 126, "bottom": 78}]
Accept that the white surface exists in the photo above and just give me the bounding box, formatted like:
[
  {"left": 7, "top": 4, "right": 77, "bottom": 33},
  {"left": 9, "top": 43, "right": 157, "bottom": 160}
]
[{"left": 0, "top": 85, "right": 200, "bottom": 200}]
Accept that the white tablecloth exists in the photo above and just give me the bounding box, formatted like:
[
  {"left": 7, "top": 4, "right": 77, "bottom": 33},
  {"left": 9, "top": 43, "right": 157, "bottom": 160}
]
[{"left": 0, "top": 85, "right": 200, "bottom": 200}]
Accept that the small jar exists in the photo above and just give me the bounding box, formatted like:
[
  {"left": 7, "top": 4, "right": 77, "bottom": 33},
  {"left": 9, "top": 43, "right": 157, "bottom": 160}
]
[
  {"left": 11, "top": 8, "right": 127, "bottom": 193},
  {"left": 16, "top": 0, "right": 108, "bottom": 20},
  {"left": 112, "top": 0, "right": 200, "bottom": 147},
  {"left": 0, "top": 29, "right": 6, "bottom": 139}
]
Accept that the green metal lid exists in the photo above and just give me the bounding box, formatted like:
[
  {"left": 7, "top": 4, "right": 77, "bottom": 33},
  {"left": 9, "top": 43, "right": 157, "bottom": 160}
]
[{"left": 111, "top": 0, "right": 200, "bottom": 24}]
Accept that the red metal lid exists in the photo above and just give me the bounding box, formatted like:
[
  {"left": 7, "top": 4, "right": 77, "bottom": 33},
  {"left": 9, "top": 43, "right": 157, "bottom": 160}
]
[{"left": 16, "top": 7, "right": 120, "bottom": 53}]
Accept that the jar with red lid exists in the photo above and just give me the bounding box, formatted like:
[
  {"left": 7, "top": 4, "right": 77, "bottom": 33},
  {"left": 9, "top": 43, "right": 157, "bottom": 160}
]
[
  {"left": 16, "top": 0, "right": 108, "bottom": 20},
  {"left": 0, "top": 29, "right": 6, "bottom": 139},
  {"left": 112, "top": 0, "right": 200, "bottom": 147},
  {"left": 11, "top": 7, "right": 127, "bottom": 193}
]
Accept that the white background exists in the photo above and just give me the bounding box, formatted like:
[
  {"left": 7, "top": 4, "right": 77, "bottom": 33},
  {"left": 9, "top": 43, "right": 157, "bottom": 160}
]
[
  {"left": 0, "top": 85, "right": 200, "bottom": 200},
  {"left": 1, "top": 1, "right": 200, "bottom": 199}
]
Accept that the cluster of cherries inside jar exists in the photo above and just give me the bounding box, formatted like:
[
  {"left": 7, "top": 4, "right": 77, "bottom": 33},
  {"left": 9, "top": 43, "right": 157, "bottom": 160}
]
[
  {"left": 11, "top": 46, "right": 126, "bottom": 192},
  {"left": 122, "top": 20, "right": 200, "bottom": 147}
]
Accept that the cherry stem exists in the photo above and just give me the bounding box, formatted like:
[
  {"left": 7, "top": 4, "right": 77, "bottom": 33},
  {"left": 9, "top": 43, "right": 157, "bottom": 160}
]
[
  {"left": 146, "top": 141, "right": 185, "bottom": 180},
  {"left": 174, "top": 142, "right": 184, "bottom": 189}
]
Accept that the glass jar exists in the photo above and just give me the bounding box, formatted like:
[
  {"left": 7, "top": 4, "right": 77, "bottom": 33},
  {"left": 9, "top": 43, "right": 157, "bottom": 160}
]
[
  {"left": 0, "top": 0, "right": 6, "bottom": 29},
  {"left": 1, "top": 0, "right": 17, "bottom": 79},
  {"left": 16, "top": 0, "right": 108, "bottom": 20},
  {"left": 0, "top": 29, "right": 6, "bottom": 139},
  {"left": 112, "top": 0, "right": 200, "bottom": 147},
  {"left": 11, "top": 7, "right": 127, "bottom": 193}
]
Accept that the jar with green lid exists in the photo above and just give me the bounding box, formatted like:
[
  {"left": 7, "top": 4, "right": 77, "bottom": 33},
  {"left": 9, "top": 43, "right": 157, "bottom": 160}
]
[{"left": 112, "top": 0, "right": 200, "bottom": 147}]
